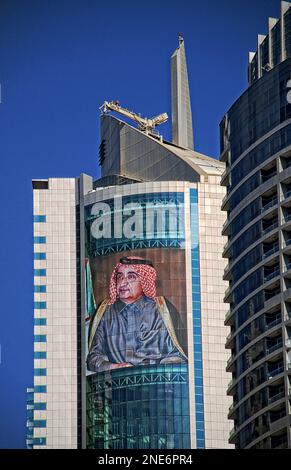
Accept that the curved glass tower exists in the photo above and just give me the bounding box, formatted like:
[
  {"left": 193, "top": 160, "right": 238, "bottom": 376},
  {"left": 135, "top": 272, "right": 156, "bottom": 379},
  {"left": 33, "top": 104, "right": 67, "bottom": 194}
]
[{"left": 221, "top": 1, "right": 291, "bottom": 449}]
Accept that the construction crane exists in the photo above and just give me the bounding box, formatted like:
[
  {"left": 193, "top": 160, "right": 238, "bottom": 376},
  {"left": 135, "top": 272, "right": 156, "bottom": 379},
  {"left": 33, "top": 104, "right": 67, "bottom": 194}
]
[{"left": 100, "top": 100, "right": 168, "bottom": 135}]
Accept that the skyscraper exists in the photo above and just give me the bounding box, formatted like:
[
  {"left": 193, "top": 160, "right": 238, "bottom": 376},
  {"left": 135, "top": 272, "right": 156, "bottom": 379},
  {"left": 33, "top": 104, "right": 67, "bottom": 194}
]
[
  {"left": 221, "top": 0, "right": 291, "bottom": 450},
  {"left": 28, "top": 38, "right": 233, "bottom": 449}
]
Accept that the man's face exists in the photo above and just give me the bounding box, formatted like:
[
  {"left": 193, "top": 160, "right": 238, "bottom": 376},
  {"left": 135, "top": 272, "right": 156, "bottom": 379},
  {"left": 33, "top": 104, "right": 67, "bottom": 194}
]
[{"left": 115, "top": 265, "right": 143, "bottom": 304}]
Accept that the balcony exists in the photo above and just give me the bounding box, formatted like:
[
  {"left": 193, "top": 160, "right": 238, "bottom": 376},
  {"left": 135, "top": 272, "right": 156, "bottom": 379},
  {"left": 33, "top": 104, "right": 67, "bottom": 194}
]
[
  {"left": 223, "top": 259, "right": 233, "bottom": 280},
  {"left": 227, "top": 378, "right": 235, "bottom": 395},
  {"left": 229, "top": 428, "right": 236, "bottom": 441},
  {"left": 221, "top": 166, "right": 230, "bottom": 186},
  {"left": 268, "top": 390, "right": 285, "bottom": 404},
  {"left": 261, "top": 197, "right": 277, "bottom": 213},
  {"left": 226, "top": 354, "right": 235, "bottom": 373},
  {"left": 264, "top": 268, "right": 280, "bottom": 283},
  {"left": 267, "top": 365, "right": 284, "bottom": 379},
  {"left": 221, "top": 192, "right": 230, "bottom": 211},
  {"left": 270, "top": 409, "right": 286, "bottom": 426},
  {"left": 224, "top": 285, "right": 233, "bottom": 303},
  {"left": 224, "top": 308, "right": 234, "bottom": 326},
  {"left": 283, "top": 213, "right": 291, "bottom": 225},
  {"left": 286, "top": 338, "right": 291, "bottom": 348},
  {"left": 264, "top": 288, "right": 281, "bottom": 303},
  {"left": 283, "top": 239, "right": 291, "bottom": 256},
  {"left": 222, "top": 218, "right": 230, "bottom": 236},
  {"left": 272, "top": 438, "right": 288, "bottom": 449},
  {"left": 262, "top": 220, "right": 278, "bottom": 236},
  {"left": 220, "top": 144, "right": 230, "bottom": 163},
  {"left": 266, "top": 339, "right": 283, "bottom": 355},
  {"left": 228, "top": 403, "right": 235, "bottom": 419},
  {"left": 266, "top": 315, "right": 281, "bottom": 330},
  {"left": 263, "top": 244, "right": 279, "bottom": 259},
  {"left": 283, "top": 262, "right": 291, "bottom": 274},
  {"left": 261, "top": 170, "right": 277, "bottom": 182},
  {"left": 226, "top": 331, "right": 235, "bottom": 349},
  {"left": 281, "top": 189, "right": 291, "bottom": 207}
]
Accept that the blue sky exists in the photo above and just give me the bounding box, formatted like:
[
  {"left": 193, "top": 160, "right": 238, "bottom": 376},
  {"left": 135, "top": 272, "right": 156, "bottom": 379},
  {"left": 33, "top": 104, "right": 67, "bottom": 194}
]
[{"left": 0, "top": 0, "right": 280, "bottom": 448}]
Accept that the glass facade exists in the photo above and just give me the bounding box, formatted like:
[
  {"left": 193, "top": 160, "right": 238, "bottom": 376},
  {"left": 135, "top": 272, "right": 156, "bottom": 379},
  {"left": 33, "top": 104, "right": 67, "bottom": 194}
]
[
  {"left": 86, "top": 364, "right": 190, "bottom": 449},
  {"left": 34, "top": 285, "right": 46, "bottom": 293},
  {"left": 190, "top": 189, "right": 205, "bottom": 448},
  {"left": 221, "top": 39, "right": 291, "bottom": 448},
  {"left": 33, "top": 236, "right": 46, "bottom": 244},
  {"left": 228, "top": 66, "right": 291, "bottom": 166},
  {"left": 85, "top": 192, "right": 185, "bottom": 257},
  {"left": 34, "top": 253, "right": 46, "bottom": 260},
  {"left": 33, "top": 215, "right": 46, "bottom": 223},
  {"left": 26, "top": 388, "right": 34, "bottom": 449},
  {"left": 84, "top": 186, "right": 198, "bottom": 449},
  {"left": 34, "top": 269, "right": 46, "bottom": 277}
]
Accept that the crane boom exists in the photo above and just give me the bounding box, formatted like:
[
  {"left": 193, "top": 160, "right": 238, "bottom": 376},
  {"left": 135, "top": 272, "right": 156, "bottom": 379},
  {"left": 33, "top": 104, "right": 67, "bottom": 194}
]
[{"left": 100, "top": 101, "right": 168, "bottom": 134}]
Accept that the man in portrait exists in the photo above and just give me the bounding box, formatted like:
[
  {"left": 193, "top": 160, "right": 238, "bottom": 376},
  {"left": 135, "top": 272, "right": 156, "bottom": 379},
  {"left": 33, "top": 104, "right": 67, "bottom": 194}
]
[{"left": 86, "top": 256, "right": 187, "bottom": 373}]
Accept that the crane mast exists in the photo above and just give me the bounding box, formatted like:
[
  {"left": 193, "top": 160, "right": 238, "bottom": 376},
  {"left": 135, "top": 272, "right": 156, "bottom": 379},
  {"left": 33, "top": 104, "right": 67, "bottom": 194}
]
[{"left": 100, "top": 101, "right": 168, "bottom": 136}]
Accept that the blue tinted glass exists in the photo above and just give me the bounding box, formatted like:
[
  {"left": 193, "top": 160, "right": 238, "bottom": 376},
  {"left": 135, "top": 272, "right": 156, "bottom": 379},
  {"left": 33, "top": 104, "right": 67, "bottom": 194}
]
[
  {"left": 34, "top": 269, "right": 46, "bottom": 277},
  {"left": 194, "top": 393, "right": 203, "bottom": 404},
  {"left": 194, "top": 374, "right": 203, "bottom": 383},
  {"left": 33, "top": 215, "right": 46, "bottom": 222},
  {"left": 196, "top": 430, "right": 205, "bottom": 439},
  {"left": 190, "top": 189, "right": 205, "bottom": 446},
  {"left": 34, "top": 285, "right": 46, "bottom": 293},
  {"left": 34, "top": 302, "right": 46, "bottom": 309},
  {"left": 34, "top": 369, "right": 46, "bottom": 376},
  {"left": 34, "top": 335, "right": 46, "bottom": 342},
  {"left": 34, "top": 253, "right": 46, "bottom": 260},
  {"left": 33, "top": 438, "right": 46, "bottom": 445},
  {"left": 86, "top": 364, "right": 190, "bottom": 449},
  {"left": 34, "top": 386, "right": 46, "bottom": 393},
  {"left": 34, "top": 403, "right": 47, "bottom": 410},
  {"left": 34, "top": 319, "right": 46, "bottom": 326},
  {"left": 34, "top": 420, "right": 46, "bottom": 427},
  {"left": 196, "top": 439, "right": 205, "bottom": 448},
  {"left": 34, "top": 351, "right": 46, "bottom": 359},
  {"left": 33, "top": 236, "right": 46, "bottom": 244}
]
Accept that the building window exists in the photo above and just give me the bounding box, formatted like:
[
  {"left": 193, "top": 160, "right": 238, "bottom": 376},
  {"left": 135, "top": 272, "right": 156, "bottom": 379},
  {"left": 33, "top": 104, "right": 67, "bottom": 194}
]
[
  {"left": 33, "top": 215, "right": 46, "bottom": 223},
  {"left": 33, "top": 437, "right": 46, "bottom": 445},
  {"left": 34, "top": 369, "right": 46, "bottom": 376},
  {"left": 34, "top": 386, "right": 46, "bottom": 393},
  {"left": 34, "top": 335, "right": 46, "bottom": 342},
  {"left": 34, "top": 253, "right": 46, "bottom": 260},
  {"left": 34, "top": 269, "right": 46, "bottom": 277},
  {"left": 34, "top": 319, "right": 47, "bottom": 326},
  {"left": 33, "top": 237, "right": 46, "bottom": 244},
  {"left": 34, "top": 285, "right": 46, "bottom": 293},
  {"left": 34, "top": 351, "right": 46, "bottom": 359},
  {"left": 34, "top": 403, "right": 47, "bottom": 410},
  {"left": 33, "top": 420, "right": 46, "bottom": 428},
  {"left": 34, "top": 302, "right": 47, "bottom": 309}
]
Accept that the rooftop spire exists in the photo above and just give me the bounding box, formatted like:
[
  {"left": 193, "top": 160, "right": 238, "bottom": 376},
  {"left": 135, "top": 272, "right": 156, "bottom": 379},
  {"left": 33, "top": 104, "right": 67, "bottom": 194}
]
[{"left": 171, "top": 34, "right": 194, "bottom": 150}]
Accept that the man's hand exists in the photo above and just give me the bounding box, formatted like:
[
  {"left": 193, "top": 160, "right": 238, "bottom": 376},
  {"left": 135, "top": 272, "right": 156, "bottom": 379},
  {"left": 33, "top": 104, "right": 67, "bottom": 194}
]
[
  {"left": 110, "top": 362, "right": 133, "bottom": 370},
  {"left": 116, "top": 362, "right": 133, "bottom": 368}
]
